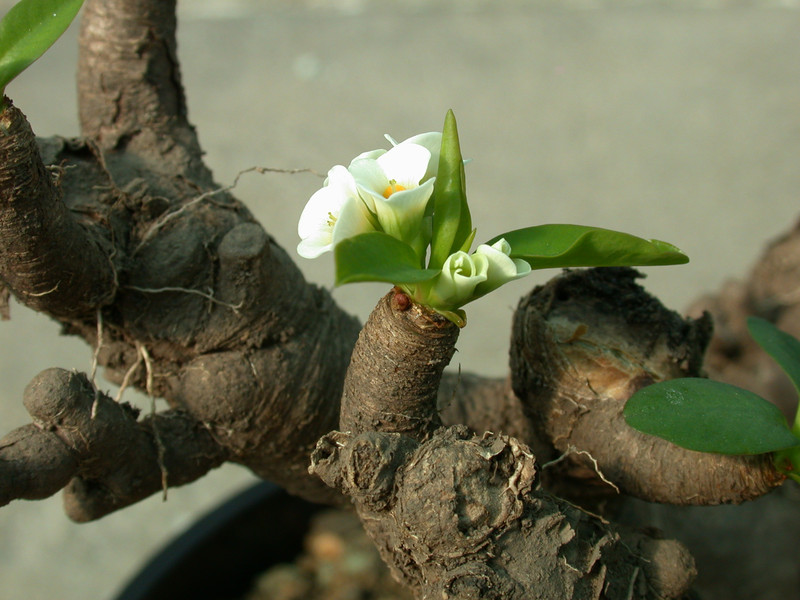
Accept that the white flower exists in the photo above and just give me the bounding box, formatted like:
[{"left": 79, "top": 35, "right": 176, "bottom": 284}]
[
  {"left": 349, "top": 142, "right": 435, "bottom": 249},
  {"left": 297, "top": 165, "right": 376, "bottom": 259},
  {"left": 423, "top": 250, "right": 490, "bottom": 310},
  {"left": 472, "top": 238, "right": 531, "bottom": 298},
  {"left": 297, "top": 132, "right": 441, "bottom": 260}
]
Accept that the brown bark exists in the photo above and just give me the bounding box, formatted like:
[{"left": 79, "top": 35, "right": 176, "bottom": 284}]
[
  {"left": 0, "top": 368, "right": 227, "bottom": 519},
  {"left": 314, "top": 287, "right": 696, "bottom": 600},
  {"left": 77, "top": 0, "right": 211, "bottom": 188},
  {"left": 0, "top": 0, "right": 363, "bottom": 514},
  {"left": 340, "top": 290, "right": 459, "bottom": 440},
  {"left": 0, "top": 101, "right": 116, "bottom": 319},
  {"left": 510, "top": 268, "right": 784, "bottom": 507},
  {"left": 312, "top": 426, "right": 696, "bottom": 600}
]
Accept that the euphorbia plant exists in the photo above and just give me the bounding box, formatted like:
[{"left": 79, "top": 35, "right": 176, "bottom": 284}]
[
  {"left": 625, "top": 316, "right": 800, "bottom": 482},
  {"left": 298, "top": 109, "right": 689, "bottom": 326},
  {"left": 0, "top": 0, "right": 84, "bottom": 109}
]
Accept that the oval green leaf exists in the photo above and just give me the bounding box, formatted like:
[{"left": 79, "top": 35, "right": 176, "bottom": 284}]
[
  {"left": 624, "top": 378, "right": 800, "bottom": 455},
  {"left": 486, "top": 224, "right": 689, "bottom": 269},
  {"left": 0, "top": 0, "right": 84, "bottom": 98},
  {"left": 334, "top": 232, "right": 439, "bottom": 286}
]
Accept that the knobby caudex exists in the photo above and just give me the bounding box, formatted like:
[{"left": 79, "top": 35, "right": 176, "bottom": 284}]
[{"left": 0, "top": 1, "right": 798, "bottom": 599}]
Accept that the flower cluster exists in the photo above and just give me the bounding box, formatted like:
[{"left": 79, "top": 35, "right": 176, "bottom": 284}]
[
  {"left": 297, "top": 130, "right": 529, "bottom": 322},
  {"left": 297, "top": 133, "right": 441, "bottom": 260},
  {"left": 296, "top": 111, "right": 688, "bottom": 327}
]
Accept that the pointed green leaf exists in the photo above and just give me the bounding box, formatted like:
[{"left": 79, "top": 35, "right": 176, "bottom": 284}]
[
  {"left": 624, "top": 378, "right": 800, "bottom": 455},
  {"left": 0, "top": 0, "right": 84, "bottom": 100},
  {"left": 747, "top": 317, "right": 800, "bottom": 399},
  {"left": 486, "top": 224, "right": 688, "bottom": 269},
  {"left": 334, "top": 232, "right": 439, "bottom": 286},
  {"left": 428, "top": 110, "right": 472, "bottom": 270}
]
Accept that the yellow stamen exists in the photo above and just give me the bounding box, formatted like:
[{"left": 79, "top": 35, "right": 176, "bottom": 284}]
[
  {"left": 382, "top": 180, "right": 407, "bottom": 198},
  {"left": 326, "top": 212, "right": 337, "bottom": 227}
]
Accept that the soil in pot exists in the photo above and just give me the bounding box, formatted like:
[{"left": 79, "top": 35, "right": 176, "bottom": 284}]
[{"left": 246, "top": 508, "right": 413, "bottom": 600}]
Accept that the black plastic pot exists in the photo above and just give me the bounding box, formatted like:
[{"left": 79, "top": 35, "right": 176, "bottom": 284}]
[{"left": 115, "top": 482, "right": 320, "bottom": 600}]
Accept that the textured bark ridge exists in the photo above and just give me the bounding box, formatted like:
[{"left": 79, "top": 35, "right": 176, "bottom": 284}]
[
  {"left": 510, "top": 267, "right": 784, "bottom": 506},
  {"left": 0, "top": 100, "right": 116, "bottom": 318},
  {"left": 340, "top": 290, "right": 459, "bottom": 440},
  {"left": 311, "top": 426, "right": 696, "bottom": 600}
]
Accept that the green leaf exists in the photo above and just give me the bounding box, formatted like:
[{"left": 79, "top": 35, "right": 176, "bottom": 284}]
[
  {"left": 334, "top": 232, "right": 439, "bottom": 286},
  {"left": 624, "top": 378, "right": 800, "bottom": 455},
  {"left": 747, "top": 317, "right": 800, "bottom": 437},
  {"left": 747, "top": 317, "right": 800, "bottom": 400},
  {"left": 486, "top": 224, "right": 689, "bottom": 269},
  {"left": 428, "top": 110, "right": 472, "bottom": 270},
  {"left": 0, "top": 0, "right": 84, "bottom": 100}
]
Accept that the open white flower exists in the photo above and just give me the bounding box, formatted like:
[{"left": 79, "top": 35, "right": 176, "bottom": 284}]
[
  {"left": 298, "top": 133, "right": 441, "bottom": 260},
  {"left": 349, "top": 142, "right": 436, "bottom": 251},
  {"left": 297, "top": 165, "right": 376, "bottom": 259},
  {"left": 384, "top": 132, "right": 442, "bottom": 182}
]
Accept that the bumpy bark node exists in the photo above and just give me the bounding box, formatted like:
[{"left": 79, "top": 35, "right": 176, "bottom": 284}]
[
  {"left": 311, "top": 425, "right": 696, "bottom": 600},
  {"left": 510, "top": 267, "right": 783, "bottom": 507}
]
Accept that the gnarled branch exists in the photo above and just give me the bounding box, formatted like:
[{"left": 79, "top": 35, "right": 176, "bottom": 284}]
[
  {"left": 0, "top": 102, "right": 116, "bottom": 318},
  {"left": 77, "top": 0, "right": 209, "bottom": 188},
  {"left": 510, "top": 268, "right": 784, "bottom": 507}
]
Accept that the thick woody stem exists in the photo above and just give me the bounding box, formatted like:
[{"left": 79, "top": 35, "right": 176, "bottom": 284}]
[
  {"left": 77, "top": 0, "right": 210, "bottom": 184},
  {"left": 0, "top": 368, "right": 228, "bottom": 520},
  {"left": 0, "top": 102, "right": 116, "bottom": 318},
  {"left": 339, "top": 289, "right": 459, "bottom": 440},
  {"left": 511, "top": 268, "right": 784, "bottom": 506}
]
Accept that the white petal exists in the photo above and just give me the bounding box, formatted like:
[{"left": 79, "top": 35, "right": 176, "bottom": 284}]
[
  {"left": 470, "top": 240, "right": 532, "bottom": 297},
  {"left": 400, "top": 132, "right": 441, "bottom": 154},
  {"left": 297, "top": 166, "right": 366, "bottom": 257},
  {"left": 488, "top": 237, "right": 513, "bottom": 256},
  {"left": 376, "top": 143, "right": 431, "bottom": 188},
  {"left": 399, "top": 132, "right": 441, "bottom": 181},
  {"left": 297, "top": 232, "right": 333, "bottom": 259},
  {"left": 297, "top": 184, "right": 345, "bottom": 239},
  {"left": 348, "top": 158, "right": 390, "bottom": 195},
  {"left": 352, "top": 148, "right": 386, "bottom": 162},
  {"left": 332, "top": 197, "right": 376, "bottom": 245}
]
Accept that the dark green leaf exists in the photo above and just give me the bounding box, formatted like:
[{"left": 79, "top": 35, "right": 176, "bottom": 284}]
[
  {"left": 0, "top": 0, "right": 84, "bottom": 98},
  {"left": 747, "top": 317, "right": 800, "bottom": 400},
  {"left": 624, "top": 378, "right": 800, "bottom": 455},
  {"left": 428, "top": 110, "right": 472, "bottom": 269},
  {"left": 486, "top": 224, "right": 688, "bottom": 269},
  {"left": 334, "top": 232, "right": 439, "bottom": 286}
]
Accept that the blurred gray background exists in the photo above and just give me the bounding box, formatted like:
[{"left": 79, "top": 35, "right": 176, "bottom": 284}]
[{"left": 1, "top": 0, "right": 799, "bottom": 598}]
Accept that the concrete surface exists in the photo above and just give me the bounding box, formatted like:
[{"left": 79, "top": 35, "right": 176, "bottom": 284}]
[{"left": 1, "top": 1, "right": 799, "bottom": 598}]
